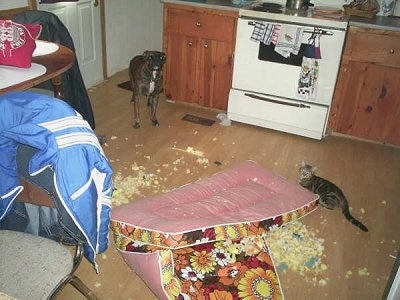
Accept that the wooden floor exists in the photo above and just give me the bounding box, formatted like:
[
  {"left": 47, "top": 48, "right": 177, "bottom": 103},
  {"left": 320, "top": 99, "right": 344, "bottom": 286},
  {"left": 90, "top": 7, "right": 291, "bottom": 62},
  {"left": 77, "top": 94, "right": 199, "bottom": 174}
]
[{"left": 58, "top": 70, "right": 400, "bottom": 300}]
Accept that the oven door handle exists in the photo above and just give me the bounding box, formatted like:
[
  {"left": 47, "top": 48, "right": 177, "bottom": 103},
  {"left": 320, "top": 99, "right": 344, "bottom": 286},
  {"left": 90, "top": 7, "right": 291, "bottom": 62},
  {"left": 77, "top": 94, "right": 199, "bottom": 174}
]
[
  {"left": 244, "top": 93, "right": 311, "bottom": 108},
  {"left": 247, "top": 21, "right": 334, "bottom": 35}
]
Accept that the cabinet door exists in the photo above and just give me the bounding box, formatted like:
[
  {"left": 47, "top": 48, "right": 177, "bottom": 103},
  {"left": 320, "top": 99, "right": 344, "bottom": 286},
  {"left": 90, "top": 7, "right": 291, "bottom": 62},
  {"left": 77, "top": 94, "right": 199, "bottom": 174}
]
[
  {"left": 164, "top": 34, "right": 199, "bottom": 104},
  {"left": 164, "top": 35, "right": 234, "bottom": 109},
  {"left": 332, "top": 61, "right": 400, "bottom": 145},
  {"left": 163, "top": 4, "right": 237, "bottom": 110},
  {"left": 329, "top": 27, "right": 400, "bottom": 146},
  {"left": 198, "top": 39, "right": 234, "bottom": 110}
]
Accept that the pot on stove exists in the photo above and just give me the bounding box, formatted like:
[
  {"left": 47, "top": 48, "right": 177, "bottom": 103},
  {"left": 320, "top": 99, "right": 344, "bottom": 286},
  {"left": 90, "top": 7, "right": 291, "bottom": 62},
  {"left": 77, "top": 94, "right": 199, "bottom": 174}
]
[{"left": 285, "top": 0, "right": 313, "bottom": 10}]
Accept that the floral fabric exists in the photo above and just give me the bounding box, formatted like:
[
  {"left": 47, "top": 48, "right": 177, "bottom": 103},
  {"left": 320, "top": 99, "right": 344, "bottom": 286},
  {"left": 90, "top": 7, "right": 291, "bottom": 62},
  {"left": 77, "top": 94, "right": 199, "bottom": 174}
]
[{"left": 111, "top": 201, "right": 317, "bottom": 299}]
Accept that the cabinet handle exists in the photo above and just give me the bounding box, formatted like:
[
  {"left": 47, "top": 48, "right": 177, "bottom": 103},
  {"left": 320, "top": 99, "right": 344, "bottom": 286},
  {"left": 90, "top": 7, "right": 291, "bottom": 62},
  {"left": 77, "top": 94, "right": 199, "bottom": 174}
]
[
  {"left": 389, "top": 49, "right": 395, "bottom": 54},
  {"left": 196, "top": 22, "right": 201, "bottom": 27},
  {"left": 188, "top": 41, "right": 193, "bottom": 46},
  {"left": 204, "top": 43, "right": 208, "bottom": 48}
]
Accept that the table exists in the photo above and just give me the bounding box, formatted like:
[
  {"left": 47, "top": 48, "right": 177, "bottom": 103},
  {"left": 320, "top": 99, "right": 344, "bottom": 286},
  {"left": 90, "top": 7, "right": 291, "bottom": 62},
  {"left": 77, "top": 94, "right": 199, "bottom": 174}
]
[{"left": 0, "top": 44, "right": 74, "bottom": 98}]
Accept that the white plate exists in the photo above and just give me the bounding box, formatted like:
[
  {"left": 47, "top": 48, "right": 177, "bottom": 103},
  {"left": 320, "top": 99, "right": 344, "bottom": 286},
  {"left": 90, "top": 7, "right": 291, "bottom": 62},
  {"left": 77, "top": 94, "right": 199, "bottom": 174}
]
[
  {"left": 33, "top": 40, "right": 59, "bottom": 57},
  {"left": 0, "top": 63, "right": 47, "bottom": 89}
]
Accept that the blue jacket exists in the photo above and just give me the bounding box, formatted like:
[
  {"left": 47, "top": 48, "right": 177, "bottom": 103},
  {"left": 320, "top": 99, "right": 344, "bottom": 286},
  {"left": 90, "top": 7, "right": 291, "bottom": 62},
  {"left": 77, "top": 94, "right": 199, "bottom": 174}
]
[{"left": 0, "top": 91, "right": 113, "bottom": 267}]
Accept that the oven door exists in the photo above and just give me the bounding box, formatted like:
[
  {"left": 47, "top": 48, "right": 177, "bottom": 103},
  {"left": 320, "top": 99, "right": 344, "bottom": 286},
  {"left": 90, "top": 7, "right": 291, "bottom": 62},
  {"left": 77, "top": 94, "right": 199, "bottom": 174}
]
[
  {"left": 228, "top": 89, "right": 329, "bottom": 139},
  {"left": 232, "top": 17, "right": 346, "bottom": 106}
]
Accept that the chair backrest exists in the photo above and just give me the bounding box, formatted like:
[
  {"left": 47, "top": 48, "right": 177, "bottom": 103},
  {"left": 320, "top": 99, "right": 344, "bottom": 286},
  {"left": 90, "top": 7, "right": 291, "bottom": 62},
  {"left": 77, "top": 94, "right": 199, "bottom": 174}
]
[
  {"left": 14, "top": 144, "right": 86, "bottom": 244},
  {"left": 12, "top": 10, "right": 96, "bottom": 130},
  {"left": 0, "top": 0, "right": 36, "bottom": 19},
  {"left": 17, "top": 177, "right": 55, "bottom": 208},
  {"left": 16, "top": 144, "right": 57, "bottom": 208},
  {"left": 0, "top": 7, "right": 30, "bottom": 20}
]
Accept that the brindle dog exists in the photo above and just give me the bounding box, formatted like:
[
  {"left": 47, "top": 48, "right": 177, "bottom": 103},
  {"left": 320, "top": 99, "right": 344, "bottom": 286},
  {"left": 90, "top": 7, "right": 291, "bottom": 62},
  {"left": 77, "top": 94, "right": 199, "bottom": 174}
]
[{"left": 129, "top": 50, "right": 166, "bottom": 128}]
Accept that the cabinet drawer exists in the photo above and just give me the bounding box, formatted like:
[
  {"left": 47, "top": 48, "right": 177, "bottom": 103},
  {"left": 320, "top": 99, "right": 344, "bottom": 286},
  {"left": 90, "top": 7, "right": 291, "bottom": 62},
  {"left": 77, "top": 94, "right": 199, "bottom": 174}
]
[
  {"left": 344, "top": 28, "right": 400, "bottom": 67},
  {"left": 165, "top": 8, "right": 236, "bottom": 42}
]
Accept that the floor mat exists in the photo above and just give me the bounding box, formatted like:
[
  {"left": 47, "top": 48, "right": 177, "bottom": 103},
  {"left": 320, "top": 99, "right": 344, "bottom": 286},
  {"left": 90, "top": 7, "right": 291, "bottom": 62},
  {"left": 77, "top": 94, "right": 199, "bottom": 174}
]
[
  {"left": 118, "top": 81, "right": 132, "bottom": 91},
  {"left": 182, "top": 114, "right": 215, "bottom": 126}
]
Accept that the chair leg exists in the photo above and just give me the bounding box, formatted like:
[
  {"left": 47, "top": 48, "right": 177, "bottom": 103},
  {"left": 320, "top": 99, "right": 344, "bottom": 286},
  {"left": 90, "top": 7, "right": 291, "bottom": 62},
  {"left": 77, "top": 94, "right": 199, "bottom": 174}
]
[
  {"left": 72, "top": 242, "right": 84, "bottom": 273},
  {"left": 49, "top": 243, "right": 98, "bottom": 299},
  {"left": 68, "top": 243, "right": 99, "bottom": 299},
  {"left": 49, "top": 274, "right": 99, "bottom": 300},
  {"left": 69, "top": 275, "right": 99, "bottom": 300}
]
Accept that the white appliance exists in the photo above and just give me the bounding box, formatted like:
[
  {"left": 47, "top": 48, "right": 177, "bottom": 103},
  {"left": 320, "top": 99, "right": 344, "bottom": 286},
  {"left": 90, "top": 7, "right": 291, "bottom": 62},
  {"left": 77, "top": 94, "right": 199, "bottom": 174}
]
[{"left": 227, "top": 2, "right": 348, "bottom": 139}]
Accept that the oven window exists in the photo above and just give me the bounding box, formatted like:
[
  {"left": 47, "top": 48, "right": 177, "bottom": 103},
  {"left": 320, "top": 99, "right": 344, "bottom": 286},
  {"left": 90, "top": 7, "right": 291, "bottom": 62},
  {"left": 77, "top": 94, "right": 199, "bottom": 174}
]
[{"left": 258, "top": 43, "right": 308, "bottom": 66}]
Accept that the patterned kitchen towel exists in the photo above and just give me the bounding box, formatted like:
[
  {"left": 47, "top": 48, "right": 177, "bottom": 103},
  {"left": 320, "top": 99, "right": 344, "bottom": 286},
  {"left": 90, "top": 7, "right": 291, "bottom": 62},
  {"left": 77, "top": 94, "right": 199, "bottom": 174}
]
[
  {"left": 297, "top": 57, "right": 319, "bottom": 99},
  {"left": 274, "top": 25, "right": 304, "bottom": 58},
  {"left": 271, "top": 24, "right": 281, "bottom": 44},
  {"left": 250, "top": 22, "right": 276, "bottom": 45}
]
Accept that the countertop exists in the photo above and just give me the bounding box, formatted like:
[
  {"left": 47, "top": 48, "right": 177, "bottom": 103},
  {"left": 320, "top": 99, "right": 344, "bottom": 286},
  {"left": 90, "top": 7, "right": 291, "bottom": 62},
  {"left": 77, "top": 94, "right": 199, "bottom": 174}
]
[
  {"left": 349, "top": 15, "right": 400, "bottom": 31},
  {"left": 161, "top": 0, "right": 400, "bottom": 31}
]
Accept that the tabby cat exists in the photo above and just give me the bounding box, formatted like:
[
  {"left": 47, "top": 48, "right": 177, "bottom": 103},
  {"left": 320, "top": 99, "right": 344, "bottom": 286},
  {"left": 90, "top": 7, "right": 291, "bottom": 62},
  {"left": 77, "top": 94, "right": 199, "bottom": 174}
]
[{"left": 298, "top": 161, "right": 368, "bottom": 232}]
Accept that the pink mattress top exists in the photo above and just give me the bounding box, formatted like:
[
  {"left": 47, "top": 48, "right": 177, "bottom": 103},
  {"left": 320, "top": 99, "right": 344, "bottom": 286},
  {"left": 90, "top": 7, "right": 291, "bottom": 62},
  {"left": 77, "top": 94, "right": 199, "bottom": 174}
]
[{"left": 111, "top": 160, "right": 318, "bottom": 234}]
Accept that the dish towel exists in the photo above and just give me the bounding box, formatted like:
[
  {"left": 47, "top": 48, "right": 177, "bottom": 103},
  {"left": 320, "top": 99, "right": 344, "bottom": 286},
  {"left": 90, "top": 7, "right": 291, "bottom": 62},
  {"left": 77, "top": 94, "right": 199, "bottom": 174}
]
[
  {"left": 297, "top": 57, "right": 319, "bottom": 99},
  {"left": 274, "top": 25, "right": 304, "bottom": 58},
  {"left": 250, "top": 22, "right": 276, "bottom": 45},
  {"left": 271, "top": 24, "right": 281, "bottom": 44}
]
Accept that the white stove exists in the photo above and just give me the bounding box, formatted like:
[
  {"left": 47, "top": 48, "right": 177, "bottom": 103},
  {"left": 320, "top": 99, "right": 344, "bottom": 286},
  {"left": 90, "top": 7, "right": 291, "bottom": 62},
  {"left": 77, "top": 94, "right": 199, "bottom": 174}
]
[{"left": 227, "top": 1, "right": 349, "bottom": 139}]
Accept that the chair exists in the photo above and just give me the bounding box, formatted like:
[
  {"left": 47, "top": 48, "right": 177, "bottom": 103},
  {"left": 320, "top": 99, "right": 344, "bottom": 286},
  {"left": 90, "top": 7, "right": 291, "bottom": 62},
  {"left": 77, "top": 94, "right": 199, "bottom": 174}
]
[
  {"left": 0, "top": 92, "right": 113, "bottom": 299},
  {"left": 13, "top": 10, "right": 96, "bottom": 129},
  {"left": 0, "top": 144, "right": 99, "bottom": 300},
  {"left": 0, "top": 232, "right": 97, "bottom": 299}
]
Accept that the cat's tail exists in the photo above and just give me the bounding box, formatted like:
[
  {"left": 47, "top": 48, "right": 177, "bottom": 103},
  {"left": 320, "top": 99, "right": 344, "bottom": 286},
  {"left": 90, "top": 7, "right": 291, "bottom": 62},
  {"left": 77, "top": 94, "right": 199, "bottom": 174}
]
[{"left": 342, "top": 205, "right": 368, "bottom": 232}]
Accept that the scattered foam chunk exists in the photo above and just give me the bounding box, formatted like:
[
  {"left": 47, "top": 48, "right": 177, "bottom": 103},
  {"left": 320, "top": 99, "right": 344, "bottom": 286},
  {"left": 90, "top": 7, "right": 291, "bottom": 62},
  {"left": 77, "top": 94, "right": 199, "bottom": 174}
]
[
  {"left": 318, "top": 279, "right": 328, "bottom": 286},
  {"left": 196, "top": 157, "right": 209, "bottom": 165},
  {"left": 266, "top": 221, "right": 327, "bottom": 285},
  {"left": 358, "top": 267, "right": 370, "bottom": 276},
  {"left": 112, "top": 163, "right": 163, "bottom": 206}
]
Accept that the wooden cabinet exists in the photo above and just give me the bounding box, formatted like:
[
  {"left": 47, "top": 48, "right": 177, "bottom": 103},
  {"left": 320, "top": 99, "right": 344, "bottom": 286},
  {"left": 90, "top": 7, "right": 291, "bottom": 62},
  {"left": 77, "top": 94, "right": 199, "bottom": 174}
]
[
  {"left": 329, "top": 27, "right": 400, "bottom": 146},
  {"left": 163, "top": 4, "right": 238, "bottom": 110}
]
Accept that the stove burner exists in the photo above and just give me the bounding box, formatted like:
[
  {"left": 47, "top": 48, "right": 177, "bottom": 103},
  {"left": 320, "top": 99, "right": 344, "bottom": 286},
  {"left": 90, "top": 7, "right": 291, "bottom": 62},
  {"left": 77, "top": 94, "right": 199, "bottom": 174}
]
[{"left": 253, "top": 2, "right": 283, "bottom": 13}]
